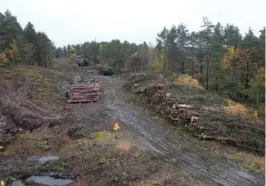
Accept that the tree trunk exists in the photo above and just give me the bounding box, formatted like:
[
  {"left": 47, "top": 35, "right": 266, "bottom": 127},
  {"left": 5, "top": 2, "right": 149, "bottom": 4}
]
[
  {"left": 48, "top": 56, "right": 51, "bottom": 68},
  {"left": 206, "top": 56, "right": 209, "bottom": 90},
  {"left": 39, "top": 55, "right": 42, "bottom": 67},
  {"left": 245, "top": 57, "right": 249, "bottom": 89},
  {"left": 163, "top": 38, "right": 166, "bottom": 72},
  {"left": 44, "top": 52, "right": 47, "bottom": 68},
  {"left": 135, "top": 58, "right": 137, "bottom": 73},
  {"left": 191, "top": 47, "right": 194, "bottom": 75},
  {"left": 200, "top": 57, "right": 203, "bottom": 75},
  {"left": 215, "top": 76, "right": 219, "bottom": 92},
  {"left": 191, "top": 56, "right": 194, "bottom": 75},
  {"left": 181, "top": 53, "right": 185, "bottom": 73},
  {"left": 256, "top": 85, "right": 259, "bottom": 105},
  {"left": 138, "top": 58, "right": 140, "bottom": 72},
  {"left": 245, "top": 36, "right": 252, "bottom": 89},
  {"left": 163, "top": 45, "right": 166, "bottom": 72},
  {"left": 199, "top": 55, "right": 204, "bottom": 84}
]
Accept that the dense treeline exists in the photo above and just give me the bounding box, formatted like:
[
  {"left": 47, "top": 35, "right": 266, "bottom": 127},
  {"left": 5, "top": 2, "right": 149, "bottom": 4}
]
[
  {"left": 0, "top": 10, "right": 56, "bottom": 68},
  {"left": 56, "top": 40, "right": 150, "bottom": 71},
  {"left": 154, "top": 17, "right": 265, "bottom": 113},
  {"left": 61, "top": 18, "right": 265, "bottom": 113},
  {"left": 58, "top": 17, "right": 265, "bottom": 114},
  {"left": 0, "top": 10, "right": 264, "bottom": 115}
]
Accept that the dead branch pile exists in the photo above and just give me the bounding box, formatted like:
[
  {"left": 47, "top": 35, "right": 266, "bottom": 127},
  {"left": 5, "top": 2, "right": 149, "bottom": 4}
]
[
  {"left": 124, "top": 73, "right": 265, "bottom": 154},
  {"left": 67, "top": 83, "right": 101, "bottom": 103}
]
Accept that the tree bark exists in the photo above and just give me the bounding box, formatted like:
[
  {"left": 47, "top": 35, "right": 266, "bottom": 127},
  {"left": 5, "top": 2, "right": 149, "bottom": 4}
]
[{"left": 245, "top": 54, "right": 249, "bottom": 89}]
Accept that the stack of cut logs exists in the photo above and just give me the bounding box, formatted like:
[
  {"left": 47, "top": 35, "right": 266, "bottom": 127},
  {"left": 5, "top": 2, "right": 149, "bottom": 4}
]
[{"left": 67, "top": 83, "right": 100, "bottom": 103}]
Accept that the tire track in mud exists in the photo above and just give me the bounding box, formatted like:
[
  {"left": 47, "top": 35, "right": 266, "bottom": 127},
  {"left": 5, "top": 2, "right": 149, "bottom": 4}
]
[{"left": 91, "top": 75, "right": 265, "bottom": 186}]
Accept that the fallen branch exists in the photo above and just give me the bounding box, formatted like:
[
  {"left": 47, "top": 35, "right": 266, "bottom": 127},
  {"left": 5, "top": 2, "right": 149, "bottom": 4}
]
[
  {"left": 177, "top": 104, "right": 193, "bottom": 108},
  {"left": 68, "top": 99, "right": 98, "bottom": 103},
  {"left": 69, "top": 96, "right": 99, "bottom": 100},
  {"left": 69, "top": 92, "right": 99, "bottom": 96}
]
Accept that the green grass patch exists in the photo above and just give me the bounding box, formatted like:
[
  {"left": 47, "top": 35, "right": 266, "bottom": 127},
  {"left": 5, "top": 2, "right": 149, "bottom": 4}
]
[
  {"left": 91, "top": 131, "right": 115, "bottom": 140},
  {"left": 41, "top": 161, "right": 64, "bottom": 172},
  {"left": 25, "top": 140, "right": 51, "bottom": 151},
  {"left": 104, "top": 180, "right": 124, "bottom": 186},
  {"left": 132, "top": 151, "right": 141, "bottom": 159}
]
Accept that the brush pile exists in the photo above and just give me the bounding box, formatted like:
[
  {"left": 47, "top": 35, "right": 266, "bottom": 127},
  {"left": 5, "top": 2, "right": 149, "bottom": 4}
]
[
  {"left": 124, "top": 72, "right": 265, "bottom": 154},
  {"left": 67, "top": 83, "right": 100, "bottom": 103}
]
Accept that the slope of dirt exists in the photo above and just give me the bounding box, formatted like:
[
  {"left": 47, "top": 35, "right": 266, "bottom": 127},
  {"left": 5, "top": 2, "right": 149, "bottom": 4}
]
[
  {"left": 0, "top": 65, "right": 70, "bottom": 148},
  {"left": 124, "top": 72, "right": 265, "bottom": 155}
]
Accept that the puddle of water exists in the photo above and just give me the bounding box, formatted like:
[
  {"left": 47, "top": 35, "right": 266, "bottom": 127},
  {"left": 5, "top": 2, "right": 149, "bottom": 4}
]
[
  {"left": 29, "top": 155, "right": 60, "bottom": 164},
  {"left": 38, "top": 156, "right": 60, "bottom": 164},
  {"left": 26, "top": 176, "right": 73, "bottom": 186},
  {"left": 12, "top": 180, "right": 25, "bottom": 186},
  {"left": 233, "top": 169, "right": 256, "bottom": 182}
]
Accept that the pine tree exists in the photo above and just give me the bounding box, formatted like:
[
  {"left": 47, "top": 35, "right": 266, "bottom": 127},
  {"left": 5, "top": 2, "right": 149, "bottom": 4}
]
[
  {"left": 176, "top": 23, "right": 189, "bottom": 73},
  {"left": 23, "top": 22, "right": 36, "bottom": 43},
  {"left": 241, "top": 28, "right": 259, "bottom": 88},
  {"left": 166, "top": 25, "right": 178, "bottom": 71},
  {"left": 200, "top": 17, "right": 218, "bottom": 89},
  {"left": 224, "top": 24, "right": 242, "bottom": 50},
  {"left": 156, "top": 27, "right": 168, "bottom": 71}
]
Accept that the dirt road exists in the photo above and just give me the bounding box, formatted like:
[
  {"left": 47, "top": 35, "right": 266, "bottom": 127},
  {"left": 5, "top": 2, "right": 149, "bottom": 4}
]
[
  {"left": 88, "top": 74, "right": 265, "bottom": 186},
  {"left": 0, "top": 65, "right": 264, "bottom": 186}
]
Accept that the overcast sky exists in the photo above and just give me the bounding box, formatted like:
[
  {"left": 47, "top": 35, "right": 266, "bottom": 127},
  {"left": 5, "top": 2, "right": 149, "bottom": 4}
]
[{"left": 1, "top": 0, "right": 265, "bottom": 47}]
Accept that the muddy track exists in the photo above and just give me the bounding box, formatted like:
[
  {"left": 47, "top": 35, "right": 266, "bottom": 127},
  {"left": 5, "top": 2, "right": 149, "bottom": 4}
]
[{"left": 85, "top": 75, "right": 264, "bottom": 186}]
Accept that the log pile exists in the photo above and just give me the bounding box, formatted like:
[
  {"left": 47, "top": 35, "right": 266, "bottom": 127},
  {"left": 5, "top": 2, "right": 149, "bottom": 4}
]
[
  {"left": 137, "top": 82, "right": 201, "bottom": 125},
  {"left": 124, "top": 73, "right": 265, "bottom": 154},
  {"left": 67, "top": 83, "right": 100, "bottom": 103}
]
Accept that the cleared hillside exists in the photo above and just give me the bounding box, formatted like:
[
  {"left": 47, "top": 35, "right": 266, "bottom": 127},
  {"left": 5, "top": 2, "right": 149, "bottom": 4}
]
[{"left": 124, "top": 72, "right": 265, "bottom": 155}]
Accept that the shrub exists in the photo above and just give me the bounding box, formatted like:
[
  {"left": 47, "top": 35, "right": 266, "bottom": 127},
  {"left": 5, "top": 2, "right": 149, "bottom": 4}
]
[
  {"left": 176, "top": 74, "right": 199, "bottom": 87},
  {"left": 0, "top": 52, "right": 9, "bottom": 67}
]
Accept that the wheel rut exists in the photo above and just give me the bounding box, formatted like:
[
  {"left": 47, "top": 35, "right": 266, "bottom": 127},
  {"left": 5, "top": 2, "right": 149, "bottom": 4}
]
[{"left": 89, "top": 75, "right": 265, "bottom": 186}]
